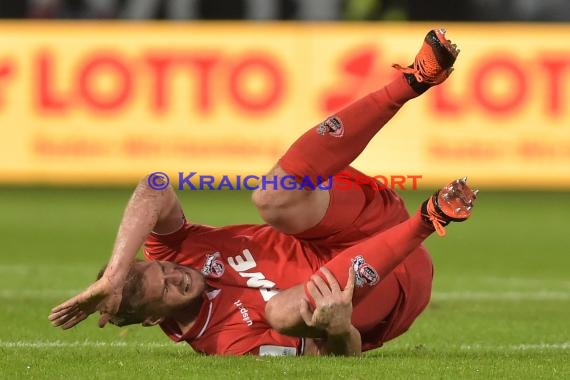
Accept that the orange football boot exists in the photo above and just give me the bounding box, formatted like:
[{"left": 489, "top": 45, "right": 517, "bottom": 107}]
[
  {"left": 421, "top": 177, "right": 478, "bottom": 237},
  {"left": 393, "top": 28, "right": 460, "bottom": 93}
]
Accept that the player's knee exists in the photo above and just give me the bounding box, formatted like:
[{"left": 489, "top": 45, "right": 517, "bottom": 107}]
[
  {"left": 252, "top": 190, "right": 305, "bottom": 234},
  {"left": 252, "top": 187, "right": 289, "bottom": 209},
  {"left": 252, "top": 188, "right": 291, "bottom": 222}
]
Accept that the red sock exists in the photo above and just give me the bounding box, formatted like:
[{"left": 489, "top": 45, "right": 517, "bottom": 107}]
[
  {"left": 305, "top": 211, "right": 434, "bottom": 306},
  {"left": 279, "top": 74, "right": 419, "bottom": 184}
]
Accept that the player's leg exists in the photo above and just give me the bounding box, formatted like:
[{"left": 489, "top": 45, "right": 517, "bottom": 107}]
[
  {"left": 253, "top": 28, "right": 459, "bottom": 235},
  {"left": 265, "top": 213, "right": 432, "bottom": 337},
  {"left": 315, "top": 178, "right": 477, "bottom": 294},
  {"left": 265, "top": 178, "right": 477, "bottom": 336},
  {"left": 253, "top": 74, "right": 421, "bottom": 235}
]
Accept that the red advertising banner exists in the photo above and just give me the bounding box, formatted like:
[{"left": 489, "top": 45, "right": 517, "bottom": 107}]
[{"left": 0, "top": 23, "right": 569, "bottom": 188}]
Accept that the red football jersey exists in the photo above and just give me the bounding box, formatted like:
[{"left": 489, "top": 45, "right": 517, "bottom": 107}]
[
  {"left": 143, "top": 179, "right": 433, "bottom": 355},
  {"left": 145, "top": 223, "right": 326, "bottom": 295},
  {"left": 159, "top": 285, "right": 305, "bottom": 355},
  {"left": 144, "top": 223, "right": 323, "bottom": 355}
]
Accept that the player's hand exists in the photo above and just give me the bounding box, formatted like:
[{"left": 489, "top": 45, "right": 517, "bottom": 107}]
[
  {"left": 300, "top": 267, "right": 356, "bottom": 336},
  {"left": 48, "top": 277, "right": 123, "bottom": 329}
]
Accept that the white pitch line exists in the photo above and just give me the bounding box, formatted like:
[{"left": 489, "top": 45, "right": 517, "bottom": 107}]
[
  {"left": 2, "top": 289, "right": 569, "bottom": 301},
  {"left": 0, "top": 290, "right": 81, "bottom": 299},
  {"left": 459, "top": 343, "right": 570, "bottom": 351},
  {"left": 431, "top": 291, "right": 570, "bottom": 301},
  {"left": 0, "top": 341, "right": 175, "bottom": 348},
  {"left": 0, "top": 265, "right": 96, "bottom": 274},
  {"left": 1, "top": 341, "right": 568, "bottom": 351},
  {"left": 477, "top": 276, "right": 570, "bottom": 287}
]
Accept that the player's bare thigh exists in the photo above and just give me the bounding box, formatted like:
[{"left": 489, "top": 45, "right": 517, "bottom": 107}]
[{"left": 251, "top": 164, "right": 330, "bottom": 235}]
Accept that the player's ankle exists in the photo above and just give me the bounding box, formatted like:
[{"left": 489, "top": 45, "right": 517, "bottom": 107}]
[{"left": 402, "top": 71, "right": 432, "bottom": 95}]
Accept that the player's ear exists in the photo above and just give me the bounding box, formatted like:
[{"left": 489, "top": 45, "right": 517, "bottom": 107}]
[{"left": 141, "top": 316, "right": 164, "bottom": 327}]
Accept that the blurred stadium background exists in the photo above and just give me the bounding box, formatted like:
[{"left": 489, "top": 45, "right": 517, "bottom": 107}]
[{"left": 1, "top": 1, "right": 569, "bottom": 379}]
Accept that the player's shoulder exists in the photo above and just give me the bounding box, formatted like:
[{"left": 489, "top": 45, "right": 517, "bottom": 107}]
[
  {"left": 184, "top": 223, "right": 273, "bottom": 252},
  {"left": 208, "top": 223, "right": 271, "bottom": 238}
]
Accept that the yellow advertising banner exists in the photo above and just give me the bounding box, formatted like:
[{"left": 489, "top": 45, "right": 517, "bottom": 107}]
[{"left": 0, "top": 22, "right": 569, "bottom": 188}]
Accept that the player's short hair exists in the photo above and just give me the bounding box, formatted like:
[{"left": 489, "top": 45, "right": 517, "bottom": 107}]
[{"left": 96, "top": 261, "right": 147, "bottom": 327}]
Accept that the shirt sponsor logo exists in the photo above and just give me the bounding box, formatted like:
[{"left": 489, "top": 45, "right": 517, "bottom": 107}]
[
  {"left": 233, "top": 299, "right": 253, "bottom": 327},
  {"left": 352, "top": 255, "right": 379, "bottom": 287},
  {"left": 201, "top": 252, "right": 225, "bottom": 278},
  {"left": 227, "top": 249, "right": 279, "bottom": 302}
]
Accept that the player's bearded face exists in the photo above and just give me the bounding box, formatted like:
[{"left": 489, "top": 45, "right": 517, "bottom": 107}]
[{"left": 135, "top": 261, "right": 206, "bottom": 317}]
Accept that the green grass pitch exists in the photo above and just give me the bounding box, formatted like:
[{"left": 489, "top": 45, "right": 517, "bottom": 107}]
[{"left": 1, "top": 187, "right": 568, "bottom": 379}]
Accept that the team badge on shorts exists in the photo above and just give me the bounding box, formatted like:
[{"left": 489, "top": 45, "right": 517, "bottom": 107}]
[
  {"left": 201, "top": 252, "right": 225, "bottom": 278},
  {"left": 351, "top": 255, "right": 379, "bottom": 287},
  {"left": 316, "top": 116, "right": 344, "bottom": 138}
]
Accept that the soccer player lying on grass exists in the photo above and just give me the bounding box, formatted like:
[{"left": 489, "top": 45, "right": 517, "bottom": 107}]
[{"left": 49, "top": 29, "right": 477, "bottom": 356}]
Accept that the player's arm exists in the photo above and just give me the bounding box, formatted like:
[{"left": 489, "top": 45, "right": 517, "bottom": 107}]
[
  {"left": 97, "top": 175, "right": 184, "bottom": 291},
  {"left": 267, "top": 267, "right": 361, "bottom": 356},
  {"left": 300, "top": 267, "right": 361, "bottom": 356},
  {"left": 48, "top": 175, "right": 184, "bottom": 329},
  {"left": 303, "top": 326, "right": 361, "bottom": 356}
]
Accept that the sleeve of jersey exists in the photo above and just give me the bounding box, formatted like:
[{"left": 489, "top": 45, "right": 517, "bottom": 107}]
[
  {"left": 143, "top": 222, "right": 212, "bottom": 261},
  {"left": 225, "top": 329, "right": 305, "bottom": 356}
]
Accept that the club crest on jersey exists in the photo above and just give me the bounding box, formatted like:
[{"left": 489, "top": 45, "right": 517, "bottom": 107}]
[
  {"left": 351, "top": 255, "right": 379, "bottom": 287},
  {"left": 201, "top": 252, "right": 225, "bottom": 278},
  {"left": 316, "top": 116, "right": 344, "bottom": 138}
]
